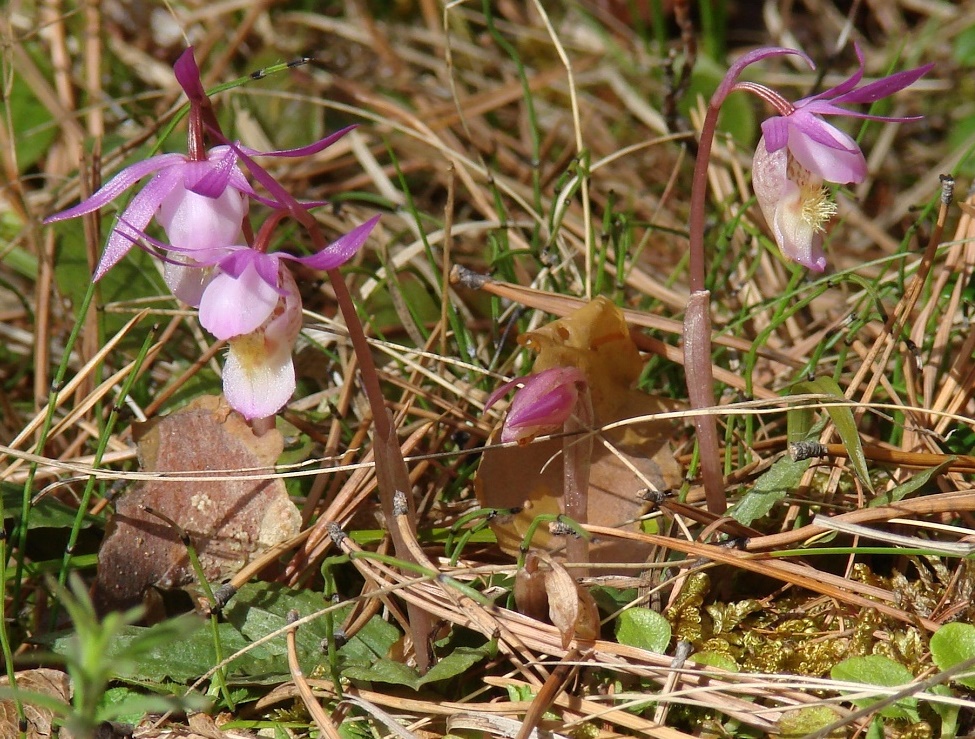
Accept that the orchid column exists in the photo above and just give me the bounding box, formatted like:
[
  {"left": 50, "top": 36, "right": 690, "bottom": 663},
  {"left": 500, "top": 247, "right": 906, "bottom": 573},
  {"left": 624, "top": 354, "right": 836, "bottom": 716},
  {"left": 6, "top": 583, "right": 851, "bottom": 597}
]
[{"left": 684, "top": 46, "right": 931, "bottom": 513}]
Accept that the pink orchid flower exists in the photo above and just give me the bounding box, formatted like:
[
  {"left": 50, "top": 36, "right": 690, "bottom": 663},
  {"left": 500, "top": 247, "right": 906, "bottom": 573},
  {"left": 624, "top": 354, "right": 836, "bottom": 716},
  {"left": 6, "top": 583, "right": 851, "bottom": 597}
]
[
  {"left": 193, "top": 215, "right": 380, "bottom": 341},
  {"left": 125, "top": 214, "right": 379, "bottom": 419},
  {"left": 722, "top": 45, "right": 931, "bottom": 271},
  {"left": 485, "top": 366, "right": 588, "bottom": 445},
  {"left": 43, "top": 48, "right": 352, "bottom": 282}
]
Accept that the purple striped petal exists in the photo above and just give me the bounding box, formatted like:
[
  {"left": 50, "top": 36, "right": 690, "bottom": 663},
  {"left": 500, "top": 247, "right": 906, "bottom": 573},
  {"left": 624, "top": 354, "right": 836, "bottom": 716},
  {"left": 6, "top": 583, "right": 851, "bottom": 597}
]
[
  {"left": 240, "top": 125, "right": 356, "bottom": 159},
  {"left": 787, "top": 116, "right": 865, "bottom": 183},
  {"left": 94, "top": 167, "right": 182, "bottom": 279},
  {"left": 829, "top": 63, "right": 933, "bottom": 106},
  {"left": 800, "top": 43, "right": 866, "bottom": 105},
  {"left": 185, "top": 148, "right": 238, "bottom": 198},
  {"left": 174, "top": 48, "right": 207, "bottom": 105},
  {"left": 713, "top": 47, "right": 813, "bottom": 106},
  {"left": 760, "top": 116, "right": 790, "bottom": 153}
]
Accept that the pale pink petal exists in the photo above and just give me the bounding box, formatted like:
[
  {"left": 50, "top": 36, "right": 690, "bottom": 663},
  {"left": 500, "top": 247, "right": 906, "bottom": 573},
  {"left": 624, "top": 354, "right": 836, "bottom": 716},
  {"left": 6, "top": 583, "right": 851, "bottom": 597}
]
[
  {"left": 222, "top": 268, "right": 303, "bottom": 420},
  {"left": 223, "top": 342, "right": 296, "bottom": 420},
  {"left": 786, "top": 115, "right": 866, "bottom": 184},
  {"left": 156, "top": 183, "right": 247, "bottom": 251},
  {"left": 491, "top": 366, "right": 587, "bottom": 444},
  {"left": 199, "top": 261, "right": 280, "bottom": 339},
  {"left": 163, "top": 261, "right": 211, "bottom": 307}
]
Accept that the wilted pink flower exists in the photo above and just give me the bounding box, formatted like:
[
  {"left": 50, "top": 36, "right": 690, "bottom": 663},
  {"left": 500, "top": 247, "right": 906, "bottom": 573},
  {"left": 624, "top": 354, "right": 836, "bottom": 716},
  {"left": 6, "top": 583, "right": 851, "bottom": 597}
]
[
  {"left": 720, "top": 45, "right": 931, "bottom": 271},
  {"left": 44, "top": 48, "right": 352, "bottom": 281},
  {"left": 486, "top": 366, "right": 587, "bottom": 445}
]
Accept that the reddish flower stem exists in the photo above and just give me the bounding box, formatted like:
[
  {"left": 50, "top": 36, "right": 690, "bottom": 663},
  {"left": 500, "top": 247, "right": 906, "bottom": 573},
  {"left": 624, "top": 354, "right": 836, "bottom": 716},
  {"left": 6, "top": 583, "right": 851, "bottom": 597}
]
[{"left": 684, "top": 102, "right": 727, "bottom": 514}]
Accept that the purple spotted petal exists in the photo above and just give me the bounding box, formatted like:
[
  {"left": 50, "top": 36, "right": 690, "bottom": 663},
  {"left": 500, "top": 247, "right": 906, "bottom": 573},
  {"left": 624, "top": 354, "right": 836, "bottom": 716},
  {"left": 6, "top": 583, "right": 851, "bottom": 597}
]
[
  {"left": 44, "top": 153, "right": 185, "bottom": 224},
  {"left": 752, "top": 139, "right": 827, "bottom": 272},
  {"left": 199, "top": 260, "right": 281, "bottom": 340}
]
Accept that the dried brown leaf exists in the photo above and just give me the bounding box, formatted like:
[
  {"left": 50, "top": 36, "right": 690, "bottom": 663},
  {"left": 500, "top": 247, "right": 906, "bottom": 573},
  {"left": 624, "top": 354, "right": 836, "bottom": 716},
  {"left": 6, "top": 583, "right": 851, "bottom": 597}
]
[
  {"left": 93, "top": 396, "right": 300, "bottom": 611},
  {"left": 0, "top": 669, "right": 70, "bottom": 739}
]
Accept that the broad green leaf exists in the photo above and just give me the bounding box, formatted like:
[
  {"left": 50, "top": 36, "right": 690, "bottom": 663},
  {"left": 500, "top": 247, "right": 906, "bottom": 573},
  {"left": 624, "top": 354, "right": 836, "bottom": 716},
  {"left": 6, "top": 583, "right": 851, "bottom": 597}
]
[
  {"left": 46, "top": 615, "right": 211, "bottom": 683},
  {"left": 96, "top": 686, "right": 207, "bottom": 725},
  {"left": 793, "top": 377, "right": 871, "bottom": 491},
  {"left": 930, "top": 622, "right": 975, "bottom": 689},
  {"left": 729, "top": 456, "right": 810, "bottom": 526},
  {"left": 614, "top": 607, "right": 671, "bottom": 654},
  {"left": 778, "top": 706, "right": 844, "bottom": 738},
  {"left": 692, "top": 651, "right": 738, "bottom": 672},
  {"left": 1, "top": 482, "right": 100, "bottom": 529},
  {"left": 830, "top": 655, "right": 918, "bottom": 720},
  {"left": 870, "top": 458, "right": 953, "bottom": 507},
  {"left": 342, "top": 645, "right": 491, "bottom": 690}
]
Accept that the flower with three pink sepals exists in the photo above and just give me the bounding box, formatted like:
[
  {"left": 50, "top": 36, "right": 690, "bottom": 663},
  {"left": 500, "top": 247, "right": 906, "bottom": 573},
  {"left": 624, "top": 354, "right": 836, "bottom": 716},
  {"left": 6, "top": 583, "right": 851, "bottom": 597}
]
[
  {"left": 723, "top": 45, "right": 932, "bottom": 271},
  {"left": 44, "top": 47, "right": 353, "bottom": 282},
  {"left": 45, "top": 46, "right": 380, "bottom": 421},
  {"left": 486, "top": 366, "right": 588, "bottom": 445},
  {"left": 121, "top": 214, "right": 380, "bottom": 420}
]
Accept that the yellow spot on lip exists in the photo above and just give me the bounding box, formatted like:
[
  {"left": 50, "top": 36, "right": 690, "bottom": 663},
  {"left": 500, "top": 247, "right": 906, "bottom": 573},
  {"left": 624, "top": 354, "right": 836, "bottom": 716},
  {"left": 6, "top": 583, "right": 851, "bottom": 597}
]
[
  {"left": 228, "top": 333, "right": 267, "bottom": 372},
  {"left": 800, "top": 184, "right": 838, "bottom": 232}
]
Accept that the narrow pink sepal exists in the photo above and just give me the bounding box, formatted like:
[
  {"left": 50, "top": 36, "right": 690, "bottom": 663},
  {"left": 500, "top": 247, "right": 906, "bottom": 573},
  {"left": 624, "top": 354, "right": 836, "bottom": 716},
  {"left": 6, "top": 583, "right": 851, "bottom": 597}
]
[{"left": 287, "top": 215, "right": 380, "bottom": 271}]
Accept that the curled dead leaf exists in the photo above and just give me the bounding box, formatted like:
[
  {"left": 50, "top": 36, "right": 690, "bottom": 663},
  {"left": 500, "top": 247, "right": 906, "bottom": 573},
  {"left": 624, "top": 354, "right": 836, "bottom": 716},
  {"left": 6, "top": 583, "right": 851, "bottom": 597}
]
[
  {"left": 514, "top": 551, "right": 599, "bottom": 649},
  {"left": 0, "top": 669, "right": 71, "bottom": 739},
  {"left": 477, "top": 298, "right": 682, "bottom": 568}
]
